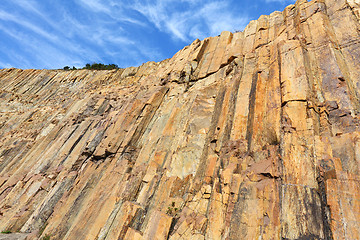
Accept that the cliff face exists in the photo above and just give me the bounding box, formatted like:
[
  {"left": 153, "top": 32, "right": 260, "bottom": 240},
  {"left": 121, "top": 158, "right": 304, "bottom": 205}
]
[{"left": 0, "top": 0, "right": 360, "bottom": 239}]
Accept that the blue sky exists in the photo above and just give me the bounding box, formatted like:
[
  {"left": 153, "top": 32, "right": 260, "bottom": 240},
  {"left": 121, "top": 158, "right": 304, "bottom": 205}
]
[{"left": 0, "top": 0, "right": 296, "bottom": 69}]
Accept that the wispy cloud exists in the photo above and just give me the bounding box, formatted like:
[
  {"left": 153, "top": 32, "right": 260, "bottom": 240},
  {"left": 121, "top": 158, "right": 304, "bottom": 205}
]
[
  {"left": 196, "top": 1, "right": 248, "bottom": 36},
  {"left": 131, "top": 0, "right": 249, "bottom": 42},
  {"left": 0, "top": 21, "right": 94, "bottom": 69},
  {"left": 0, "top": 0, "right": 292, "bottom": 69},
  {"left": 0, "top": 0, "right": 160, "bottom": 68},
  {"left": 264, "top": 0, "right": 295, "bottom": 3},
  {"left": 0, "top": 10, "right": 58, "bottom": 42},
  {"left": 78, "top": 0, "right": 111, "bottom": 13}
]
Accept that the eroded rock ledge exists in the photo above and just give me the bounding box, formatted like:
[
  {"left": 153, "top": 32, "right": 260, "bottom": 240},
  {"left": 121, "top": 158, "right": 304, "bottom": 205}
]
[{"left": 0, "top": 0, "right": 360, "bottom": 239}]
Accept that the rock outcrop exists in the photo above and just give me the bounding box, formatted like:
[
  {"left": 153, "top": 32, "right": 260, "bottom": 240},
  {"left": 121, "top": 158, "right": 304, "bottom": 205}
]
[{"left": 0, "top": 0, "right": 360, "bottom": 239}]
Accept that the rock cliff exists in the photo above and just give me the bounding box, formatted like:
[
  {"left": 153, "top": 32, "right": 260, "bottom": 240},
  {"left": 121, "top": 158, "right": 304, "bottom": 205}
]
[{"left": 0, "top": 0, "right": 360, "bottom": 239}]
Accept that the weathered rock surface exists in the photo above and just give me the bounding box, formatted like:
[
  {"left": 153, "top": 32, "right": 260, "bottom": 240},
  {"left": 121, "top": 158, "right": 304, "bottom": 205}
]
[{"left": 0, "top": 0, "right": 360, "bottom": 239}]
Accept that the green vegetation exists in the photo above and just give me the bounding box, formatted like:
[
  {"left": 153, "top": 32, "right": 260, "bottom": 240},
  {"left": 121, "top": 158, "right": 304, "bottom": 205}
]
[
  {"left": 38, "top": 223, "right": 48, "bottom": 237},
  {"left": 63, "top": 63, "right": 119, "bottom": 71},
  {"left": 63, "top": 66, "right": 77, "bottom": 70},
  {"left": 42, "top": 234, "right": 51, "bottom": 240},
  {"left": 83, "top": 63, "right": 119, "bottom": 70},
  {"left": 166, "top": 202, "right": 179, "bottom": 216},
  {"left": 1, "top": 230, "right": 12, "bottom": 234}
]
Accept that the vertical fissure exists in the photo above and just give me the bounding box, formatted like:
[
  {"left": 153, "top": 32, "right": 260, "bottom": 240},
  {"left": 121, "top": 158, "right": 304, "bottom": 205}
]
[
  {"left": 245, "top": 70, "right": 261, "bottom": 152},
  {"left": 277, "top": 43, "right": 286, "bottom": 238},
  {"left": 317, "top": 176, "right": 334, "bottom": 240}
]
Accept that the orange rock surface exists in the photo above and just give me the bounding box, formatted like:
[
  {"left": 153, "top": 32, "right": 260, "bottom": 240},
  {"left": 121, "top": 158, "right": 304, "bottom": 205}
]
[{"left": 0, "top": 0, "right": 360, "bottom": 239}]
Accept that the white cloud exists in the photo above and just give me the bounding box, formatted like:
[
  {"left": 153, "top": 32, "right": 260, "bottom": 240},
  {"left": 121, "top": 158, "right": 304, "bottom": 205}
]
[
  {"left": 264, "top": 0, "right": 295, "bottom": 2},
  {"left": 0, "top": 22, "right": 95, "bottom": 69},
  {"left": 0, "top": 61, "right": 12, "bottom": 68},
  {"left": 197, "top": 1, "right": 248, "bottom": 36},
  {"left": 78, "top": 0, "right": 111, "bottom": 13},
  {"left": 0, "top": 10, "right": 58, "bottom": 42},
  {"left": 0, "top": 1, "right": 156, "bottom": 68},
  {"left": 131, "top": 0, "right": 249, "bottom": 42},
  {"left": 0, "top": 0, "right": 250, "bottom": 69}
]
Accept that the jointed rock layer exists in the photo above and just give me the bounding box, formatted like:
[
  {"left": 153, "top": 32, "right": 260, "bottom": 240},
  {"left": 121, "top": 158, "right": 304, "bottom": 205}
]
[{"left": 0, "top": 0, "right": 359, "bottom": 239}]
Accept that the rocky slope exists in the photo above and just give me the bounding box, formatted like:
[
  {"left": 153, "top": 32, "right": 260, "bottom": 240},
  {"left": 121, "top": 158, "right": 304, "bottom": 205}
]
[{"left": 0, "top": 0, "right": 360, "bottom": 239}]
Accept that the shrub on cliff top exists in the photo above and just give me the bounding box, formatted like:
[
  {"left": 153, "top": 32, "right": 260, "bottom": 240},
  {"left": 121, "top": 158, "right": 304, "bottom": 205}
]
[
  {"left": 62, "top": 63, "right": 119, "bottom": 71},
  {"left": 83, "top": 63, "right": 119, "bottom": 70}
]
